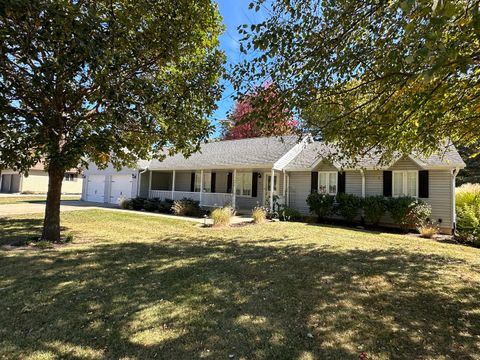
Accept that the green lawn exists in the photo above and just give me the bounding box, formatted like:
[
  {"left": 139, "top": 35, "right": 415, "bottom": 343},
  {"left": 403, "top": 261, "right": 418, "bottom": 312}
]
[
  {"left": 1, "top": 210, "right": 479, "bottom": 359},
  {"left": 0, "top": 195, "right": 80, "bottom": 205}
]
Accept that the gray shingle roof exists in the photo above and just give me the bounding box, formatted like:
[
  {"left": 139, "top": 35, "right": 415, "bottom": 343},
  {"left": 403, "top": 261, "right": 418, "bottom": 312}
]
[
  {"left": 285, "top": 141, "right": 466, "bottom": 170},
  {"left": 148, "top": 135, "right": 299, "bottom": 170}
]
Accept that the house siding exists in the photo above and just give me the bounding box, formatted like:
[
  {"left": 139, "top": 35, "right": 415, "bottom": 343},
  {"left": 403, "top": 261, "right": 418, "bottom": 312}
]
[
  {"left": 345, "top": 171, "right": 363, "bottom": 196},
  {"left": 422, "top": 170, "right": 453, "bottom": 229},
  {"left": 1, "top": 169, "right": 82, "bottom": 194},
  {"left": 287, "top": 166, "right": 454, "bottom": 233},
  {"left": 288, "top": 172, "right": 311, "bottom": 215}
]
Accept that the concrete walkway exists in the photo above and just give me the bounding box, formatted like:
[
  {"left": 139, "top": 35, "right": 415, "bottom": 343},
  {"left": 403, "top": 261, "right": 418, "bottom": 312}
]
[{"left": 0, "top": 200, "right": 253, "bottom": 225}]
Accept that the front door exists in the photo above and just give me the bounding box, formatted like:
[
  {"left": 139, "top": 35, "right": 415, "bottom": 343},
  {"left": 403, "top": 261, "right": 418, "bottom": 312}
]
[{"left": 263, "top": 172, "right": 279, "bottom": 207}]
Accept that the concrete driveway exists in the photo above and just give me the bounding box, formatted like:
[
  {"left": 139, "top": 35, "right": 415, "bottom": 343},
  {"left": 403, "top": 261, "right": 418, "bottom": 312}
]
[{"left": 0, "top": 200, "right": 116, "bottom": 217}]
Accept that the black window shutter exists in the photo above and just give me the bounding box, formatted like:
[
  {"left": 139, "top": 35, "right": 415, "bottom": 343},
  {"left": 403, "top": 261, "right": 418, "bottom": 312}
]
[
  {"left": 211, "top": 172, "right": 216, "bottom": 193},
  {"left": 227, "top": 172, "right": 233, "bottom": 193},
  {"left": 338, "top": 172, "right": 346, "bottom": 194},
  {"left": 419, "top": 170, "right": 429, "bottom": 198},
  {"left": 190, "top": 172, "right": 195, "bottom": 192},
  {"left": 383, "top": 171, "right": 392, "bottom": 197},
  {"left": 252, "top": 172, "right": 258, "bottom": 197},
  {"left": 311, "top": 172, "right": 318, "bottom": 193}
]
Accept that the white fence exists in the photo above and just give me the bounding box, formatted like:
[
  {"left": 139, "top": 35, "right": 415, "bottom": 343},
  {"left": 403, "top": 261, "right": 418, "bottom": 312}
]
[{"left": 148, "top": 190, "right": 232, "bottom": 207}]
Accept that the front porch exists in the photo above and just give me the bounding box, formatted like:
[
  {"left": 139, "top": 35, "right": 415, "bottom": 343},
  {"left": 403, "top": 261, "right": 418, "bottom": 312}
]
[{"left": 140, "top": 169, "right": 288, "bottom": 211}]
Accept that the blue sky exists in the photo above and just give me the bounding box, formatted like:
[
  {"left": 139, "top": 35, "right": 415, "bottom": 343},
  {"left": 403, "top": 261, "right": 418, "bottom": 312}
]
[{"left": 211, "top": 0, "right": 267, "bottom": 136}]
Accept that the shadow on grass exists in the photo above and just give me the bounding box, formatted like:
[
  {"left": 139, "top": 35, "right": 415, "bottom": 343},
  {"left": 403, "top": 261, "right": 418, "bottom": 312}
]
[
  {"left": 0, "top": 217, "right": 72, "bottom": 246},
  {"left": 0, "top": 228, "right": 479, "bottom": 359}
]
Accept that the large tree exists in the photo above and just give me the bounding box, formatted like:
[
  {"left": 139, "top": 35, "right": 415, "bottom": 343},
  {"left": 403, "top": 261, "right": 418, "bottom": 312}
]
[
  {"left": 220, "top": 83, "right": 298, "bottom": 139},
  {"left": 0, "top": 0, "right": 225, "bottom": 241},
  {"left": 234, "top": 0, "right": 479, "bottom": 162}
]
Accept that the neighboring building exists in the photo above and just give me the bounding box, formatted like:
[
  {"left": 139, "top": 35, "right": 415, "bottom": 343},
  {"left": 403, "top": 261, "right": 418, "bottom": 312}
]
[
  {"left": 81, "top": 135, "right": 466, "bottom": 233},
  {"left": 0, "top": 162, "right": 82, "bottom": 194}
]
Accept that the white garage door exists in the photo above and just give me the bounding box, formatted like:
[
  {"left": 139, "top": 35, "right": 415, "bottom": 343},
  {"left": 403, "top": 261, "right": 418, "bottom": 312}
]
[
  {"left": 110, "top": 175, "right": 133, "bottom": 204},
  {"left": 86, "top": 175, "right": 105, "bottom": 203}
]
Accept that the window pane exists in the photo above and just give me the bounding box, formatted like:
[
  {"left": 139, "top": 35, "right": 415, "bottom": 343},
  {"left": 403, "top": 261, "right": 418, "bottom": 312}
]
[
  {"left": 318, "top": 173, "right": 327, "bottom": 194},
  {"left": 274, "top": 175, "right": 277, "bottom": 191},
  {"left": 393, "top": 172, "right": 403, "bottom": 196},
  {"left": 407, "top": 172, "right": 417, "bottom": 196},
  {"left": 328, "top": 173, "right": 337, "bottom": 194},
  {"left": 203, "top": 173, "right": 211, "bottom": 192},
  {"left": 243, "top": 173, "right": 252, "bottom": 196},
  {"left": 195, "top": 172, "right": 201, "bottom": 192}
]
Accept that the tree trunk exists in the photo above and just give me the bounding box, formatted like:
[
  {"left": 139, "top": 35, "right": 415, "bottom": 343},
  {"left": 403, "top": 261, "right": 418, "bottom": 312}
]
[{"left": 41, "top": 163, "right": 65, "bottom": 242}]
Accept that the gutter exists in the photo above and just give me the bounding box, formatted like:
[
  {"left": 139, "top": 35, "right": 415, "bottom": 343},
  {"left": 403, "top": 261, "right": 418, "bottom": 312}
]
[{"left": 451, "top": 167, "right": 460, "bottom": 234}]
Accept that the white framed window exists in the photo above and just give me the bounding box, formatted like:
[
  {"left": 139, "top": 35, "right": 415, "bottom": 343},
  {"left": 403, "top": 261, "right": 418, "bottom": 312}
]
[
  {"left": 194, "top": 172, "right": 212, "bottom": 192},
  {"left": 235, "top": 172, "right": 252, "bottom": 196},
  {"left": 393, "top": 171, "right": 418, "bottom": 197},
  {"left": 318, "top": 171, "right": 337, "bottom": 195}
]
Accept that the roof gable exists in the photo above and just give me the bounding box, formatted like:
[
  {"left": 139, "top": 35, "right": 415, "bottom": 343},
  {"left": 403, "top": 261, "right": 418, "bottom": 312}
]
[{"left": 285, "top": 140, "right": 466, "bottom": 171}]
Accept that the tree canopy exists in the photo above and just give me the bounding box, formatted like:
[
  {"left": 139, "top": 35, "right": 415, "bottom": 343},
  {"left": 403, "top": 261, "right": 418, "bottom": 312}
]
[
  {"left": 0, "top": 0, "right": 225, "bottom": 241},
  {"left": 220, "top": 84, "right": 298, "bottom": 139},
  {"left": 234, "top": 0, "right": 479, "bottom": 162}
]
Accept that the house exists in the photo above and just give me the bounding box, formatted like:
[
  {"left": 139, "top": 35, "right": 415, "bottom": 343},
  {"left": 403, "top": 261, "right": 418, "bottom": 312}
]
[
  {"left": 0, "top": 161, "right": 82, "bottom": 194},
  {"left": 81, "top": 135, "right": 466, "bottom": 233}
]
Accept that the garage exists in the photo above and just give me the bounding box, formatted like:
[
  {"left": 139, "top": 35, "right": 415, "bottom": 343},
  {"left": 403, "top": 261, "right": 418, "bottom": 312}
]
[
  {"left": 109, "top": 174, "right": 133, "bottom": 204},
  {"left": 86, "top": 175, "right": 105, "bottom": 203}
]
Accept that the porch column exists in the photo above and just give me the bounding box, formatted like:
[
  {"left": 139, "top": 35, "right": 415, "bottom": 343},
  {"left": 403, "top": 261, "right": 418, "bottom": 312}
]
[
  {"left": 232, "top": 169, "right": 237, "bottom": 209},
  {"left": 286, "top": 174, "right": 290, "bottom": 206},
  {"left": 199, "top": 169, "right": 204, "bottom": 205},
  {"left": 283, "top": 171, "right": 286, "bottom": 201},
  {"left": 171, "top": 170, "right": 176, "bottom": 199},
  {"left": 270, "top": 168, "right": 275, "bottom": 212},
  {"left": 148, "top": 170, "right": 152, "bottom": 198}
]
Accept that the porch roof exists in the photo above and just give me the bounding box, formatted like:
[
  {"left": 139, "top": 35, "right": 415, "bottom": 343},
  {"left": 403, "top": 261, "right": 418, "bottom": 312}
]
[{"left": 148, "top": 135, "right": 299, "bottom": 170}]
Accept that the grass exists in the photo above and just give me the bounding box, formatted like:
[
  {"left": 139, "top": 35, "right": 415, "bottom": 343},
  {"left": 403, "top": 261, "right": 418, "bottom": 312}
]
[
  {"left": 0, "top": 195, "right": 80, "bottom": 205},
  {"left": 0, "top": 210, "right": 479, "bottom": 359}
]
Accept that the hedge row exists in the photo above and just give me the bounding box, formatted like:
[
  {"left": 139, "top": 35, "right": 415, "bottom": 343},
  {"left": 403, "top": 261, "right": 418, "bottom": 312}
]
[{"left": 306, "top": 193, "right": 432, "bottom": 231}]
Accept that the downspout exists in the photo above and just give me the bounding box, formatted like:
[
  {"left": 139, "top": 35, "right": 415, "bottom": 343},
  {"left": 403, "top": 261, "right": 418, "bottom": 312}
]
[
  {"left": 137, "top": 167, "right": 148, "bottom": 197},
  {"left": 451, "top": 167, "right": 459, "bottom": 234}
]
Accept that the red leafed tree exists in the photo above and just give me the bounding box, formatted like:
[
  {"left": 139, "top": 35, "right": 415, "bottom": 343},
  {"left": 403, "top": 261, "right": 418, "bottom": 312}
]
[{"left": 221, "top": 84, "right": 298, "bottom": 140}]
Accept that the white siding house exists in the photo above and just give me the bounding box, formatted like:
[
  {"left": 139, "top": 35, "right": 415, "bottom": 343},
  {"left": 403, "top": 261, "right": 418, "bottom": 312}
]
[{"left": 81, "top": 135, "right": 465, "bottom": 233}]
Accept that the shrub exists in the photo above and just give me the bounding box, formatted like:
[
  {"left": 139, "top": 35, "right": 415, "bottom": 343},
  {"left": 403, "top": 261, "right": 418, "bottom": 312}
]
[
  {"left": 306, "top": 193, "right": 335, "bottom": 220},
  {"left": 143, "top": 198, "right": 159, "bottom": 212},
  {"left": 252, "top": 206, "right": 267, "bottom": 224},
  {"left": 456, "top": 204, "right": 480, "bottom": 246},
  {"left": 172, "top": 198, "right": 202, "bottom": 217},
  {"left": 363, "top": 196, "right": 387, "bottom": 226},
  {"left": 211, "top": 206, "right": 234, "bottom": 227},
  {"left": 418, "top": 222, "right": 439, "bottom": 238},
  {"left": 158, "top": 199, "right": 174, "bottom": 213},
  {"left": 456, "top": 183, "right": 480, "bottom": 208},
  {"left": 336, "top": 193, "right": 363, "bottom": 222},
  {"left": 387, "top": 197, "right": 431, "bottom": 231},
  {"left": 119, "top": 198, "right": 132, "bottom": 209},
  {"left": 131, "top": 197, "right": 146, "bottom": 210},
  {"left": 455, "top": 183, "right": 480, "bottom": 246},
  {"left": 278, "top": 206, "right": 302, "bottom": 222}
]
